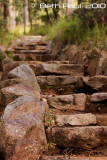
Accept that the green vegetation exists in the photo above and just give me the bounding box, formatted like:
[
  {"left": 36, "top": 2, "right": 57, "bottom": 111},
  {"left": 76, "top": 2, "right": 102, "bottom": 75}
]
[
  {"left": 45, "top": 109, "right": 55, "bottom": 126},
  {"left": 0, "top": 25, "right": 30, "bottom": 46},
  {"left": 0, "top": 17, "right": 107, "bottom": 49},
  {"left": 0, "top": 0, "right": 107, "bottom": 50},
  {"left": 47, "top": 16, "right": 107, "bottom": 49},
  {"left": 28, "top": 25, "right": 50, "bottom": 36},
  {"left": 0, "top": 24, "right": 49, "bottom": 46}
]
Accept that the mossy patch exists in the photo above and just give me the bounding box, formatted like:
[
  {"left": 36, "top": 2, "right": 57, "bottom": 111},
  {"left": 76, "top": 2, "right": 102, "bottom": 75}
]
[{"left": 40, "top": 84, "right": 76, "bottom": 94}]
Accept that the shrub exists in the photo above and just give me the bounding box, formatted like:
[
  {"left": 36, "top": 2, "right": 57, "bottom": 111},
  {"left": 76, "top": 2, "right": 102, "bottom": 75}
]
[{"left": 47, "top": 13, "right": 107, "bottom": 49}]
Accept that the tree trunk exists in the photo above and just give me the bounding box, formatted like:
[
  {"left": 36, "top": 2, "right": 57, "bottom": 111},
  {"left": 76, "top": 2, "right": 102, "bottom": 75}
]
[
  {"left": 43, "top": 0, "right": 52, "bottom": 24},
  {"left": 25, "top": 0, "right": 29, "bottom": 26},
  {"left": 4, "top": 0, "right": 9, "bottom": 30},
  {"left": 4, "top": 0, "right": 16, "bottom": 30},
  {"left": 8, "top": 0, "right": 16, "bottom": 30},
  {"left": 100, "top": 0, "right": 105, "bottom": 25},
  {"left": 28, "top": 0, "right": 32, "bottom": 31},
  {"left": 23, "top": 0, "right": 29, "bottom": 34},
  {"left": 78, "top": 0, "right": 81, "bottom": 5}
]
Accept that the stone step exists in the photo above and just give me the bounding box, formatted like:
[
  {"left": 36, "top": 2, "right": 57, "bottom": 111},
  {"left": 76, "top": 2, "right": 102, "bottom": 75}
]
[
  {"left": 55, "top": 113, "right": 97, "bottom": 127},
  {"left": 16, "top": 36, "right": 43, "bottom": 43},
  {"left": 14, "top": 45, "right": 47, "bottom": 50},
  {"left": 7, "top": 60, "right": 69, "bottom": 66},
  {"left": 87, "top": 93, "right": 107, "bottom": 114},
  {"left": 14, "top": 36, "right": 47, "bottom": 48},
  {"left": 47, "top": 94, "right": 86, "bottom": 111},
  {"left": 37, "top": 75, "right": 78, "bottom": 86},
  {"left": 54, "top": 114, "right": 107, "bottom": 127},
  {"left": 42, "top": 156, "right": 107, "bottom": 160},
  {"left": 36, "top": 75, "right": 83, "bottom": 95},
  {"left": 90, "top": 93, "right": 107, "bottom": 102},
  {"left": 14, "top": 49, "right": 47, "bottom": 54},
  {"left": 13, "top": 54, "right": 56, "bottom": 61},
  {"left": 16, "top": 41, "right": 47, "bottom": 46},
  {"left": 47, "top": 93, "right": 107, "bottom": 114},
  {"left": 46, "top": 126, "right": 107, "bottom": 150},
  {"left": 2, "top": 61, "right": 70, "bottom": 80},
  {"left": 36, "top": 63, "right": 84, "bottom": 76},
  {"left": 37, "top": 75, "right": 84, "bottom": 95},
  {"left": 20, "top": 35, "right": 42, "bottom": 41}
]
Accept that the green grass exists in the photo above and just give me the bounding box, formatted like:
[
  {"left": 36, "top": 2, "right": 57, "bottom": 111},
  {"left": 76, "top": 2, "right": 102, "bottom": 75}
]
[
  {"left": 0, "top": 25, "right": 30, "bottom": 46},
  {"left": 28, "top": 25, "right": 50, "bottom": 36},
  {"left": 47, "top": 17, "right": 107, "bottom": 49},
  {"left": 0, "top": 24, "right": 50, "bottom": 46},
  {"left": 0, "top": 16, "right": 107, "bottom": 51}
]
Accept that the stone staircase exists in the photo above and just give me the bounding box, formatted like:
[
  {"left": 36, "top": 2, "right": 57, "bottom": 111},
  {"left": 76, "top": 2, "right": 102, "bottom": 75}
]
[
  {"left": 0, "top": 36, "right": 107, "bottom": 160},
  {"left": 37, "top": 68, "right": 107, "bottom": 159},
  {"left": 13, "top": 36, "right": 56, "bottom": 61}
]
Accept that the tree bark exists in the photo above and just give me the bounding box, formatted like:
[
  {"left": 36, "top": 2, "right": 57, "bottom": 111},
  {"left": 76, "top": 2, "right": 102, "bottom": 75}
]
[
  {"left": 4, "top": 0, "right": 16, "bottom": 30},
  {"left": 4, "top": 0, "right": 9, "bottom": 30},
  {"left": 100, "top": 0, "right": 105, "bottom": 25},
  {"left": 43, "top": 0, "right": 52, "bottom": 24},
  {"left": 23, "top": 0, "right": 29, "bottom": 34},
  {"left": 28, "top": 0, "right": 32, "bottom": 31},
  {"left": 8, "top": 0, "right": 16, "bottom": 30},
  {"left": 78, "top": 0, "right": 81, "bottom": 5}
]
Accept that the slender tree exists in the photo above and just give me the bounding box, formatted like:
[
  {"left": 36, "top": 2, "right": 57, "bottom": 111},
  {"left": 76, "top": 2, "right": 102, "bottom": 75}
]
[
  {"left": 23, "top": 0, "right": 29, "bottom": 34},
  {"left": 4, "top": 0, "right": 9, "bottom": 30},
  {"left": 8, "top": 0, "right": 16, "bottom": 30},
  {"left": 28, "top": 0, "right": 32, "bottom": 31},
  {"left": 100, "top": 0, "right": 104, "bottom": 25},
  {"left": 4, "top": 0, "right": 16, "bottom": 30}
]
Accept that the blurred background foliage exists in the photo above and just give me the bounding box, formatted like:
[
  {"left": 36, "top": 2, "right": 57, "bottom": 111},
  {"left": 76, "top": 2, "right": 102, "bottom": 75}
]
[{"left": 0, "top": 0, "right": 106, "bottom": 49}]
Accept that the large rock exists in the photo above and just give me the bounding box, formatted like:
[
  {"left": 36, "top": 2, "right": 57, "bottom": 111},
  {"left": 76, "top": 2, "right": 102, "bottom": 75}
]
[
  {"left": 10, "top": 140, "right": 41, "bottom": 160},
  {"left": 58, "top": 45, "right": 87, "bottom": 65},
  {"left": 0, "top": 78, "right": 31, "bottom": 89},
  {"left": 0, "top": 112, "right": 47, "bottom": 160},
  {"left": 55, "top": 113, "right": 97, "bottom": 126},
  {"left": 2, "top": 60, "right": 21, "bottom": 80},
  {"left": 86, "top": 49, "right": 107, "bottom": 76},
  {"left": 36, "top": 63, "right": 84, "bottom": 76},
  {"left": 90, "top": 93, "right": 107, "bottom": 102},
  {"left": 82, "top": 75, "right": 107, "bottom": 91},
  {"left": 2, "top": 96, "right": 47, "bottom": 122},
  {"left": 48, "top": 94, "right": 86, "bottom": 111},
  {"left": 96, "top": 50, "right": 107, "bottom": 76},
  {"left": 47, "top": 126, "right": 107, "bottom": 149},
  {"left": 1, "top": 84, "right": 40, "bottom": 107},
  {"left": 86, "top": 48, "right": 101, "bottom": 76},
  {"left": 2, "top": 60, "right": 43, "bottom": 79},
  {"left": 8, "top": 64, "right": 41, "bottom": 93}
]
